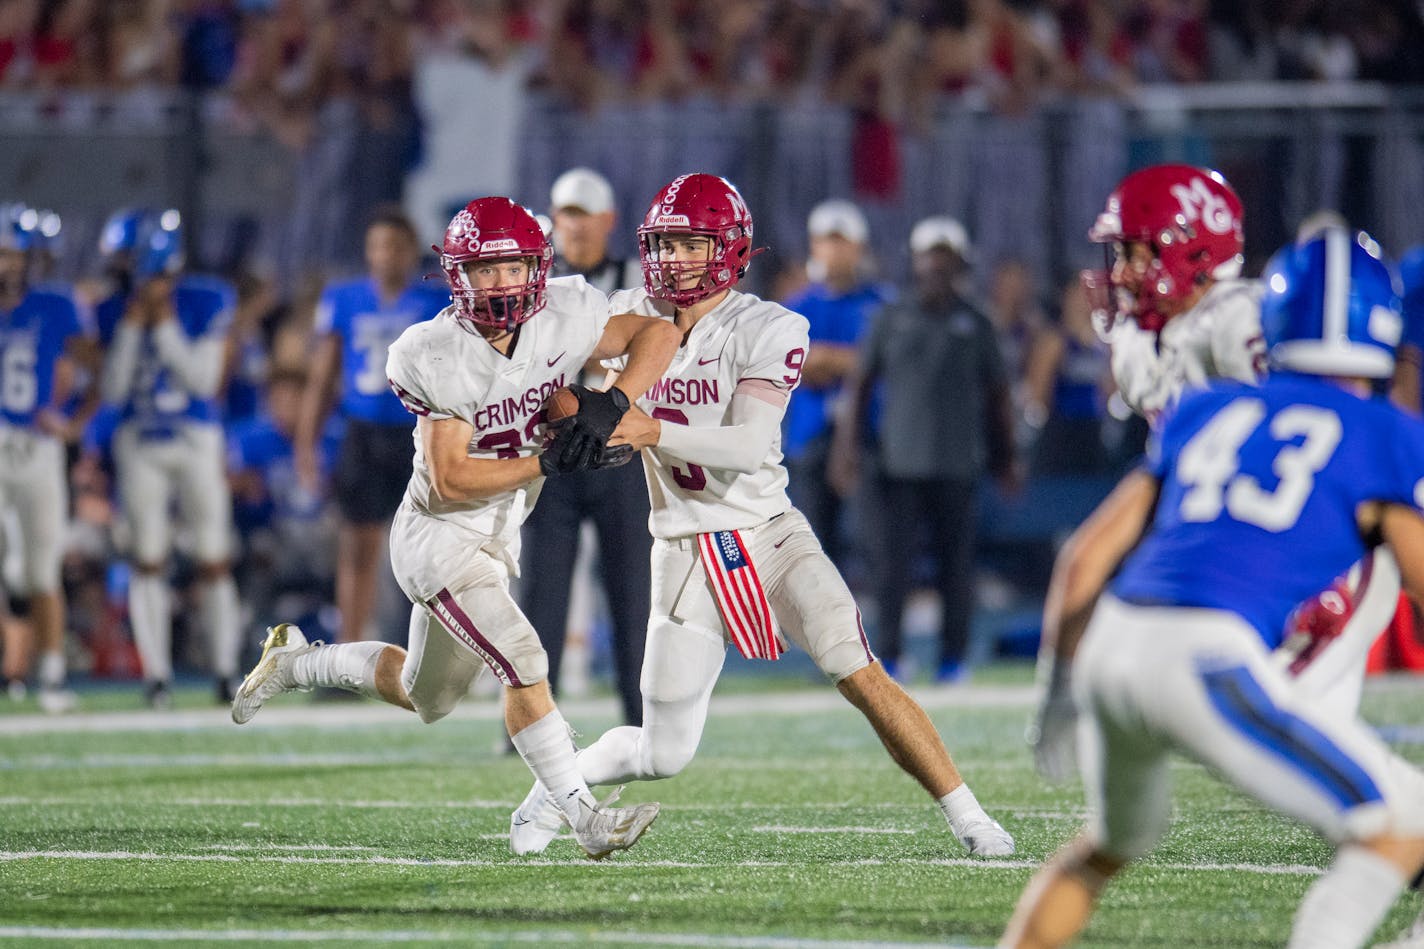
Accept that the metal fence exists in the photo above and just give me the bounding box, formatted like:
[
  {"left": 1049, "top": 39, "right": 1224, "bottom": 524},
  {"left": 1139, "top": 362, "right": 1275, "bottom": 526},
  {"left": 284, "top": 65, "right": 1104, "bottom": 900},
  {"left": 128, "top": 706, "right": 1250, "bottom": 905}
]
[{"left": 4, "top": 83, "right": 1424, "bottom": 294}]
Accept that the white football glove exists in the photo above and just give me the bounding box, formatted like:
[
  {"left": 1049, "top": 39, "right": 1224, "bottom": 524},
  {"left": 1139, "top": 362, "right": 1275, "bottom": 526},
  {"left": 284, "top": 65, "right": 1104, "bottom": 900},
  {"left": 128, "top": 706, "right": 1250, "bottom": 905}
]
[{"left": 1027, "top": 660, "right": 1079, "bottom": 784}]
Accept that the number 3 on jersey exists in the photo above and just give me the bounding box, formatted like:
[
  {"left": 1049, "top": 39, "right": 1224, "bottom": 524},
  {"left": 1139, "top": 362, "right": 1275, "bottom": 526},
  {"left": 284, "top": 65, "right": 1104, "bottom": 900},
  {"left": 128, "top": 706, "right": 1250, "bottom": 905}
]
[
  {"left": 651, "top": 407, "right": 707, "bottom": 490},
  {"left": 1177, "top": 399, "right": 1342, "bottom": 532}
]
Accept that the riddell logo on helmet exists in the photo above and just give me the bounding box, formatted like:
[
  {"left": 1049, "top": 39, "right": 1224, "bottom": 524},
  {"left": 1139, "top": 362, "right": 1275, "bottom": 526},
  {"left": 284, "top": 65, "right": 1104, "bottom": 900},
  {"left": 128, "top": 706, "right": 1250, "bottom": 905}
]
[
  {"left": 654, "top": 214, "right": 690, "bottom": 227},
  {"left": 480, "top": 238, "right": 520, "bottom": 253}
]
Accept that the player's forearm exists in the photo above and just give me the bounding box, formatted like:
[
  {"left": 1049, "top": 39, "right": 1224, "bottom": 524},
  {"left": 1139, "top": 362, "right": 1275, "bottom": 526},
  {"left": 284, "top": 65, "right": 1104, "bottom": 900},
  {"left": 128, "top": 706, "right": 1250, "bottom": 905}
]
[
  {"left": 100, "top": 324, "right": 143, "bottom": 404},
  {"left": 294, "top": 352, "right": 338, "bottom": 453},
  {"left": 800, "top": 344, "right": 857, "bottom": 389},
  {"left": 655, "top": 392, "right": 782, "bottom": 474},
  {"left": 430, "top": 455, "right": 542, "bottom": 502},
  {"left": 151, "top": 323, "right": 224, "bottom": 398},
  {"left": 607, "top": 319, "right": 681, "bottom": 403},
  {"left": 1041, "top": 470, "right": 1159, "bottom": 663}
]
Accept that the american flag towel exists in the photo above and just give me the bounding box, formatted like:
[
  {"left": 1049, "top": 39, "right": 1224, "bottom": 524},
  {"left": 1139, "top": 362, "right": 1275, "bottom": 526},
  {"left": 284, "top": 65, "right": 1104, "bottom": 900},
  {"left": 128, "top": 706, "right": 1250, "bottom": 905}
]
[{"left": 697, "top": 529, "right": 781, "bottom": 660}]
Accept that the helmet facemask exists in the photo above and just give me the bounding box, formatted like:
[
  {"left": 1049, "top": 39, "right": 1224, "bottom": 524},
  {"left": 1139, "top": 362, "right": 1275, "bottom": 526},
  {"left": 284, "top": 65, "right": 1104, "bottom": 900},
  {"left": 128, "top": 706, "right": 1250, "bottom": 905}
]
[
  {"left": 639, "top": 230, "right": 741, "bottom": 307},
  {"left": 444, "top": 255, "right": 549, "bottom": 333}
]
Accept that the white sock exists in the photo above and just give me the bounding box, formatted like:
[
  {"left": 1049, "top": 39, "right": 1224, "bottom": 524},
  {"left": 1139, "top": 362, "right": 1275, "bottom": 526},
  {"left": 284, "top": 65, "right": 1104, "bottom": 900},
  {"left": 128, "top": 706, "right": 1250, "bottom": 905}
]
[
  {"left": 37, "top": 650, "right": 65, "bottom": 688},
  {"left": 288, "top": 642, "right": 385, "bottom": 699},
  {"left": 938, "top": 783, "right": 988, "bottom": 833},
  {"left": 201, "top": 575, "right": 241, "bottom": 679},
  {"left": 512, "top": 710, "right": 595, "bottom": 828},
  {"left": 575, "top": 725, "right": 644, "bottom": 787},
  {"left": 129, "top": 574, "right": 172, "bottom": 682},
  {"left": 1288, "top": 846, "right": 1407, "bottom": 949}
]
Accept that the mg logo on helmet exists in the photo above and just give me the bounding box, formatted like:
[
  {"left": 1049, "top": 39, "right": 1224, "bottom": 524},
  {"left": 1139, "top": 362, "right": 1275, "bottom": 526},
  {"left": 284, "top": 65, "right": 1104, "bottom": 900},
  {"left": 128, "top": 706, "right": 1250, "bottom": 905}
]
[{"left": 1170, "top": 178, "right": 1235, "bottom": 235}]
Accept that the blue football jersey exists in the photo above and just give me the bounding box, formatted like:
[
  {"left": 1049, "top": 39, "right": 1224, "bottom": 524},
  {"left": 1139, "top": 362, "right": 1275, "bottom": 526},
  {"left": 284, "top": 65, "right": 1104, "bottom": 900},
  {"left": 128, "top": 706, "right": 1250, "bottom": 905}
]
[
  {"left": 105, "top": 274, "right": 235, "bottom": 430},
  {"left": 1112, "top": 375, "right": 1424, "bottom": 647},
  {"left": 315, "top": 278, "right": 447, "bottom": 426},
  {"left": 780, "top": 282, "right": 892, "bottom": 457},
  {"left": 0, "top": 288, "right": 83, "bottom": 428}
]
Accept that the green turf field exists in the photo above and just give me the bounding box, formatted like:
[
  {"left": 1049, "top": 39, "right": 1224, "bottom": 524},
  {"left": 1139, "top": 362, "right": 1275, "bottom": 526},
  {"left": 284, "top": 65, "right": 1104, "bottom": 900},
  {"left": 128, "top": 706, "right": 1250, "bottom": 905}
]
[{"left": 1, "top": 668, "right": 1421, "bottom": 948}]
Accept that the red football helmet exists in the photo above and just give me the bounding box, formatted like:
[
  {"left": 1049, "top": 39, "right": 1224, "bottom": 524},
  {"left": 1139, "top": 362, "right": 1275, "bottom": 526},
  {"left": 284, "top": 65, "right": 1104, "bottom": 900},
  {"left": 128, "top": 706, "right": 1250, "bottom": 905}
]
[
  {"left": 1083, "top": 164, "right": 1244, "bottom": 332},
  {"left": 637, "top": 173, "right": 754, "bottom": 306},
  {"left": 438, "top": 197, "right": 552, "bottom": 331}
]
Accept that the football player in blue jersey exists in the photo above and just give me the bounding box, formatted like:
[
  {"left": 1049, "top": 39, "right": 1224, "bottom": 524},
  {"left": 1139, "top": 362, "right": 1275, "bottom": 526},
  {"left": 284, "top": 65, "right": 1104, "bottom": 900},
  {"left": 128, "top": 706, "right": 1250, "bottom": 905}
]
[
  {"left": 1002, "top": 228, "right": 1424, "bottom": 949},
  {"left": 294, "top": 206, "right": 446, "bottom": 645},
  {"left": 0, "top": 204, "right": 85, "bottom": 713},
  {"left": 98, "top": 208, "right": 242, "bottom": 708}
]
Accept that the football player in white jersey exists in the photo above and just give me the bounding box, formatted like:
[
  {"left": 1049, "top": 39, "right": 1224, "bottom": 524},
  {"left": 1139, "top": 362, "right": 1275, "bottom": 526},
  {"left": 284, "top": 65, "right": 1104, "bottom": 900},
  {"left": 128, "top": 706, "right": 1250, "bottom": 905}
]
[
  {"left": 508, "top": 173, "right": 1015, "bottom": 859},
  {"left": 230, "top": 197, "right": 680, "bottom": 860},
  {"left": 1031, "top": 166, "right": 1406, "bottom": 780}
]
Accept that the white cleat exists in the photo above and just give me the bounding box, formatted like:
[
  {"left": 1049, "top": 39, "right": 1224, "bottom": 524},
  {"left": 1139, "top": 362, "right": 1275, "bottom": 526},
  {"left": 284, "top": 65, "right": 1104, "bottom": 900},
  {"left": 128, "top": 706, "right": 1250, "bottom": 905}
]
[
  {"left": 569, "top": 787, "right": 660, "bottom": 861},
  {"left": 952, "top": 812, "right": 1016, "bottom": 857},
  {"left": 37, "top": 684, "right": 77, "bottom": 714},
  {"left": 509, "top": 780, "right": 565, "bottom": 856},
  {"left": 231, "top": 624, "right": 319, "bottom": 724}
]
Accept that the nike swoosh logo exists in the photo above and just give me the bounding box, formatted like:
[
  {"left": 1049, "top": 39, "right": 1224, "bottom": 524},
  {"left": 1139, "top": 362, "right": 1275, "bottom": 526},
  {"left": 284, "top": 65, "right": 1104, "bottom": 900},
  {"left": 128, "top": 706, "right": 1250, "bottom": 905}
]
[
  {"left": 698, "top": 356, "right": 720, "bottom": 366},
  {"left": 547, "top": 352, "right": 566, "bottom": 367},
  {"left": 512, "top": 816, "right": 532, "bottom": 826},
  {"left": 773, "top": 537, "right": 789, "bottom": 549}
]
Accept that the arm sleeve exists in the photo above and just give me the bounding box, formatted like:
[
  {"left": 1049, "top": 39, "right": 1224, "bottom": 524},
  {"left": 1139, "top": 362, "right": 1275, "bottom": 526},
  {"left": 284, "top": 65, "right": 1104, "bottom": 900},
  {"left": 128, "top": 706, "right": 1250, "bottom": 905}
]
[
  {"left": 654, "top": 382, "right": 786, "bottom": 474},
  {"left": 100, "top": 324, "right": 143, "bottom": 405},
  {"left": 151, "top": 320, "right": 225, "bottom": 398}
]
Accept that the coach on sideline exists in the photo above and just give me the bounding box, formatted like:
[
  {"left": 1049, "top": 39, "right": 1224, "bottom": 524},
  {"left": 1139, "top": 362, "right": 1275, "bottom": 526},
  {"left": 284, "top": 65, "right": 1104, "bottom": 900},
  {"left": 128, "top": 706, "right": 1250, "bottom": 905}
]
[{"left": 517, "top": 168, "right": 649, "bottom": 727}]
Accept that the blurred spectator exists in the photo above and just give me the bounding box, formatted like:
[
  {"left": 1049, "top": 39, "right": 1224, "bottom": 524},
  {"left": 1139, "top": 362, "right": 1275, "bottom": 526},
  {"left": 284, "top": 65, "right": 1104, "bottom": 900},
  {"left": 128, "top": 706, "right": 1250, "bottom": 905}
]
[
  {"left": 984, "top": 257, "right": 1048, "bottom": 407},
  {"left": 405, "top": 0, "right": 534, "bottom": 243},
  {"left": 780, "top": 198, "right": 891, "bottom": 569},
  {"left": 518, "top": 167, "right": 648, "bottom": 727},
  {"left": 1021, "top": 276, "right": 1111, "bottom": 475},
  {"left": 294, "top": 205, "right": 445, "bottom": 645},
  {"left": 106, "top": 0, "right": 179, "bottom": 90},
  {"left": 832, "top": 216, "right": 1017, "bottom": 683}
]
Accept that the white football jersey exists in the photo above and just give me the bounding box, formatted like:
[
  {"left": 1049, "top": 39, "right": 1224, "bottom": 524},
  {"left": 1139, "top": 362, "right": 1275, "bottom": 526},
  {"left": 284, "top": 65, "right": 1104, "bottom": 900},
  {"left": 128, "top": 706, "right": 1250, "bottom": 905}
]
[
  {"left": 1108, "top": 278, "right": 1265, "bottom": 421},
  {"left": 385, "top": 275, "right": 611, "bottom": 563},
  {"left": 607, "top": 288, "right": 809, "bottom": 540}
]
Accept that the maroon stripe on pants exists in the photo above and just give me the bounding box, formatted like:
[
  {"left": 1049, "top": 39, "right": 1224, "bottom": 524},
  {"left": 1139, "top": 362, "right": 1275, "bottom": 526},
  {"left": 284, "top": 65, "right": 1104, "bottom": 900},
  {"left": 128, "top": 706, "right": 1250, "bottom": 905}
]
[{"left": 429, "top": 588, "right": 523, "bottom": 687}]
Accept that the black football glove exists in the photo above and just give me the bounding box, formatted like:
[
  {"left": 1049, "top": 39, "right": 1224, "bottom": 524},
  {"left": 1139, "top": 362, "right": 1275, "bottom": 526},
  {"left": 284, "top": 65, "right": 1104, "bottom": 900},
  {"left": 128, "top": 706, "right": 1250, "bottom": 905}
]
[
  {"left": 591, "top": 442, "right": 636, "bottom": 469},
  {"left": 563, "top": 384, "right": 631, "bottom": 446},
  {"left": 538, "top": 419, "right": 597, "bottom": 476}
]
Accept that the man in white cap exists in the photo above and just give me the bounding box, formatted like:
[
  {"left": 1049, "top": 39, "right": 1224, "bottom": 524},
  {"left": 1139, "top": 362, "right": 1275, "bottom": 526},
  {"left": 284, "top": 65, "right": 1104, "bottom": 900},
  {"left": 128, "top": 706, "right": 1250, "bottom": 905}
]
[
  {"left": 832, "top": 216, "right": 1018, "bottom": 684},
  {"left": 517, "top": 168, "right": 650, "bottom": 728},
  {"left": 780, "top": 200, "right": 893, "bottom": 570}
]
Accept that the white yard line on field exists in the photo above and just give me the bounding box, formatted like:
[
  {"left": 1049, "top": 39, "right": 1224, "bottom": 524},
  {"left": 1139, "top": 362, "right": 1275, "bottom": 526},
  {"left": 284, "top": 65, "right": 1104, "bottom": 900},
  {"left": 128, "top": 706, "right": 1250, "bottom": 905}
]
[
  {"left": 0, "top": 684, "right": 1038, "bottom": 736},
  {"left": 0, "top": 848, "right": 1322, "bottom": 877},
  {"left": 0, "top": 795, "right": 1090, "bottom": 819},
  {"left": 0, "top": 926, "right": 973, "bottom": 948},
  {"left": 751, "top": 826, "right": 917, "bottom": 835}
]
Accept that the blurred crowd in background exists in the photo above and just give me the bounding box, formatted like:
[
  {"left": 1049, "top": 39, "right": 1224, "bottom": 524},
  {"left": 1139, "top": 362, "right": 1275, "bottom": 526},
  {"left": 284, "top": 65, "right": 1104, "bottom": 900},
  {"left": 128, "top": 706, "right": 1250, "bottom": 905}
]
[{"left": 3, "top": 0, "right": 1424, "bottom": 699}]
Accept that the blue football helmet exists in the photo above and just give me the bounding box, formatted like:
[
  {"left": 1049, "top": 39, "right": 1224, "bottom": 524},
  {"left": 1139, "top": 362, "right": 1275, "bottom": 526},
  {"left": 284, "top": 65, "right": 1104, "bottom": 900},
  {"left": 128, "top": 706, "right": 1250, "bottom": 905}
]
[
  {"left": 99, "top": 208, "right": 184, "bottom": 280},
  {"left": 0, "top": 203, "right": 40, "bottom": 253},
  {"left": 1260, "top": 226, "right": 1402, "bottom": 380}
]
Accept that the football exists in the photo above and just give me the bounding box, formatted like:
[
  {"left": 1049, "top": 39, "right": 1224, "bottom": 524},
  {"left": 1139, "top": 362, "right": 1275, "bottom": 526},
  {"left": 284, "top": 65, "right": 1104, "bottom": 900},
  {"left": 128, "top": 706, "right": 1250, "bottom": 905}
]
[{"left": 544, "top": 386, "right": 580, "bottom": 424}]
